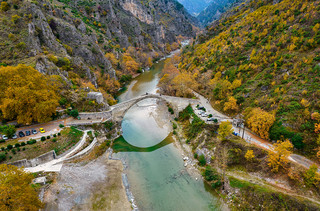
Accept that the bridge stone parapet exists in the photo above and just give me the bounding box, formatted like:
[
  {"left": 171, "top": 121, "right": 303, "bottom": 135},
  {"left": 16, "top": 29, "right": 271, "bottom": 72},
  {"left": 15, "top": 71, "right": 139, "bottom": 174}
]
[{"left": 78, "top": 94, "right": 199, "bottom": 122}]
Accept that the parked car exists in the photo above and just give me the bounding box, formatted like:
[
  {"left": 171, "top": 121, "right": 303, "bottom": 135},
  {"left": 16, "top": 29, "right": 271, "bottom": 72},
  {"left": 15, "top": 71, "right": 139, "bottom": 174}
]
[
  {"left": 18, "top": 131, "right": 25, "bottom": 137},
  {"left": 2, "top": 135, "right": 8, "bottom": 140},
  {"left": 12, "top": 134, "right": 18, "bottom": 139},
  {"left": 31, "top": 129, "right": 37, "bottom": 134},
  {"left": 25, "top": 130, "right": 31, "bottom": 136},
  {"left": 198, "top": 110, "right": 205, "bottom": 115},
  {"left": 198, "top": 106, "right": 204, "bottom": 110},
  {"left": 39, "top": 128, "right": 45, "bottom": 133},
  {"left": 207, "top": 118, "right": 218, "bottom": 123},
  {"left": 201, "top": 113, "right": 208, "bottom": 117}
]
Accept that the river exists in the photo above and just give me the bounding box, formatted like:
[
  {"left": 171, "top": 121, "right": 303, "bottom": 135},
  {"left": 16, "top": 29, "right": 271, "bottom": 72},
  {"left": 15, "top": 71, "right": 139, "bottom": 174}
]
[{"left": 113, "top": 47, "right": 222, "bottom": 211}]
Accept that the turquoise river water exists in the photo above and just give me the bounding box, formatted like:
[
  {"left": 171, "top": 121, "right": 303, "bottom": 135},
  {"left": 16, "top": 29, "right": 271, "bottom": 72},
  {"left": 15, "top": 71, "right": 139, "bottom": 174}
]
[{"left": 113, "top": 56, "right": 222, "bottom": 211}]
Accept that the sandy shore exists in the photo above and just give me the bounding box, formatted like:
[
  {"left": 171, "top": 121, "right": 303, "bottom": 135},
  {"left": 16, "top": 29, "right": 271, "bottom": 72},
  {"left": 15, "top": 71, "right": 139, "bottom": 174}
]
[{"left": 43, "top": 153, "right": 131, "bottom": 211}]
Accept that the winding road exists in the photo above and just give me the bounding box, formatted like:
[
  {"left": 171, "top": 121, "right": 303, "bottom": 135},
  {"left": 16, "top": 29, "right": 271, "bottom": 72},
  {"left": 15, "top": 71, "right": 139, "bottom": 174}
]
[{"left": 193, "top": 91, "right": 320, "bottom": 172}]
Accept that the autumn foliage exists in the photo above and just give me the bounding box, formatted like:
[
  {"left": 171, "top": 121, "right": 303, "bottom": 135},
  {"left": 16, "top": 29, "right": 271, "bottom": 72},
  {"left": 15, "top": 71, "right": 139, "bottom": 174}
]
[
  {"left": 246, "top": 108, "right": 275, "bottom": 140},
  {"left": 268, "top": 140, "right": 293, "bottom": 172},
  {"left": 0, "top": 65, "right": 59, "bottom": 124},
  {"left": 218, "top": 121, "right": 233, "bottom": 140},
  {"left": 0, "top": 164, "right": 43, "bottom": 210}
]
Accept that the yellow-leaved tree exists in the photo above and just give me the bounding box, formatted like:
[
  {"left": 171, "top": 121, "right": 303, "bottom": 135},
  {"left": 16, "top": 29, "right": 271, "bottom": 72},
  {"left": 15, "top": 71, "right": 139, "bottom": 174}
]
[
  {"left": 245, "top": 149, "right": 255, "bottom": 162},
  {"left": 218, "top": 121, "right": 234, "bottom": 140},
  {"left": 0, "top": 65, "right": 59, "bottom": 124},
  {"left": 0, "top": 164, "right": 43, "bottom": 210},
  {"left": 224, "top": 96, "right": 238, "bottom": 113},
  {"left": 268, "top": 140, "right": 293, "bottom": 172},
  {"left": 246, "top": 107, "right": 275, "bottom": 139}
]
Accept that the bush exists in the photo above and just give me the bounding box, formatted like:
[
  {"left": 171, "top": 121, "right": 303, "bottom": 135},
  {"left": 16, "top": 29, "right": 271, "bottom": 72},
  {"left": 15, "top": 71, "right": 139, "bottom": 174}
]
[
  {"left": 69, "top": 109, "right": 79, "bottom": 118},
  {"left": 53, "top": 134, "right": 57, "bottom": 137},
  {"left": 47, "top": 136, "right": 51, "bottom": 139},
  {"left": 0, "top": 153, "right": 6, "bottom": 161},
  {"left": 41, "top": 136, "right": 46, "bottom": 141},
  {"left": 7, "top": 144, "right": 13, "bottom": 150},
  {"left": 168, "top": 107, "right": 174, "bottom": 114},
  {"left": 0, "top": 140, "right": 5, "bottom": 143},
  {"left": 198, "top": 154, "right": 206, "bottom": 166},
  {"left": 27, "top": 139, "right": 36, "bottom": 145},
  {"left": 14, "top": 143, "right": 20, "bottom": 148},
  {"left": 59, "top": 124, "right": 65, "bottom": 128},
  {"left": 58, "top": 132, "right": 61, "bottom": 136},
  {"left": 12, "top": 149, "right": 16, "bottom": 154},
  {"left": 103, "top": 121, "right": 113, "bottom": 130},
  {"left": 172, "top": 122, "right": 177, "bottom": 130},
  {"left": 20, "top": 142, "right": 26, "bottom": 146},
  {"left": 0, "top": 2, "right": 10, "bottom": 11},
  {"left": 194, "top": 153, "right": 198, "bottom": 159},
  {"left": 52, "top": 138, "right": 57, "bottom": 142},
  {"left": 291, "top": 133, "right": 304, "bottom": 149},
  {"left": 204, "top": 166, "right": 220, "bottom": 182}
]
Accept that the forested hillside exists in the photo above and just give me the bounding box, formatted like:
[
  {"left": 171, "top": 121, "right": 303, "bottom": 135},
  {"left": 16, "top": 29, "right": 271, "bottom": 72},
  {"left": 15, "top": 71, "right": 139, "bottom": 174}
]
[
  {"left": 160, "top": 0, "right": 320, "bottom": 161},
  {"left": 0, "top": 0, "right": 196, "bottom": 123}
]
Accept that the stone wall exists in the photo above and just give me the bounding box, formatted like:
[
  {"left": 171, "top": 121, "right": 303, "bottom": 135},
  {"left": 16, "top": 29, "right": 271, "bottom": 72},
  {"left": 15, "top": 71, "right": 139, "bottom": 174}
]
[{"left": 8, "top": 150, "right": 56, "bottom": 168}]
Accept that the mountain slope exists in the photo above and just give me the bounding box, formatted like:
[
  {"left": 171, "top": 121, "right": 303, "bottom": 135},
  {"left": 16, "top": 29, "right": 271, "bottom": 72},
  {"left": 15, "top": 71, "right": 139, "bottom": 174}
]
[
  {"left": 162, "top": 0, "right": 320, "bottom": 159},
  {"left": 0, "top": 0, "right": 196, "bottom": 107}
]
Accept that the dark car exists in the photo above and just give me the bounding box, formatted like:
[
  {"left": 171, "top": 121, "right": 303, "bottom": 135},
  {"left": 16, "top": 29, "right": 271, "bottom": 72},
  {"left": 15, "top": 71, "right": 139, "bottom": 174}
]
[
  {"left": 18, "top": 131, "right": 25, "bottom": 137},
  {"left": 25, "top": 130, "right": 31, "bottom": 136},
  {"left": 31, "top": 129, "right": 37, "bottom": 134}
]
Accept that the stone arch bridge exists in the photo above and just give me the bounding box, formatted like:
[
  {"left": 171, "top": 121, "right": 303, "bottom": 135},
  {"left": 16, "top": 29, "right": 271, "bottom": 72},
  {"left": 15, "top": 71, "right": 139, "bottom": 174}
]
[{"left": 75, "top": 94, "right": 198, "bottom": 124}]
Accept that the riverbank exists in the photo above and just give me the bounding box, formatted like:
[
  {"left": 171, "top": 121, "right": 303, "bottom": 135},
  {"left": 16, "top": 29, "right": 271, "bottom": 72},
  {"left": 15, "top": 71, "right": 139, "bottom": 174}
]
[{"left": 43, "top": 152, "right": 131, "bottom": 210}]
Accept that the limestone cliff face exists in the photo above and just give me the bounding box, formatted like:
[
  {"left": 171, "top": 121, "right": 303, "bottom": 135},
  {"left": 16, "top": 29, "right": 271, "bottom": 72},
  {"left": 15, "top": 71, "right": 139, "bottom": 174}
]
[{"left": 0, "top": 0, "right": 196, "bottom": 88}]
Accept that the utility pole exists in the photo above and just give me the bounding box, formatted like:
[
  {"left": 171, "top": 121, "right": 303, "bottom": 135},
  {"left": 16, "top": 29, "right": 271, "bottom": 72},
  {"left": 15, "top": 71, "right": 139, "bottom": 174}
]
[{"left": 242, "top": 120, "right": 245, "bottom": 139}]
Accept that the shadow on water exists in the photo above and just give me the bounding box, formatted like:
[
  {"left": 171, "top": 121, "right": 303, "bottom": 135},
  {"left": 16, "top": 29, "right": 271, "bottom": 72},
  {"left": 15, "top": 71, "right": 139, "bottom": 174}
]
[{"left": 112, "top": 133, "right": 174, "bottom": 153}]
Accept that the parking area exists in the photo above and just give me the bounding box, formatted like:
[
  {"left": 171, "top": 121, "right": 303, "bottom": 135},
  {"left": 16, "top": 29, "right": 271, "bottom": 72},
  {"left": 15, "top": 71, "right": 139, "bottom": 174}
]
[{"left": 1, "top": 119, "right": 68, "bottom": 142}]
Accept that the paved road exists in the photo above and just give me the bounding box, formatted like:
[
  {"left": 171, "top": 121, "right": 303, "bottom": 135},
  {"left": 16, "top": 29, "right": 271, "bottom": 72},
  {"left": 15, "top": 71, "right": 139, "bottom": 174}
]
[{"left": 193, "top": 91, "right": 320, "bottom": 172}]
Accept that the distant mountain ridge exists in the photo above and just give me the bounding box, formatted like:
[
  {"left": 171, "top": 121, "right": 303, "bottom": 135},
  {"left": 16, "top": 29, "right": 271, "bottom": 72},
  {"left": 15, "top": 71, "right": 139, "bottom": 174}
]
[
  {"left": 177, "top": 0, "right": 212, "bottom": 16},
  {"left": 197, "top": 0, "right": 244, "bottom": 26}
]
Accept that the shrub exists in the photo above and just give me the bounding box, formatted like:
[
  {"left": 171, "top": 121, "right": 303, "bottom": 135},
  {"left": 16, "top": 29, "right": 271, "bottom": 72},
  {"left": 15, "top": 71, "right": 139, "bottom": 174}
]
[
  {"left": 58, "top": 132, "right": 61, "bottom": 136},
  {"left": 20, "top": 142, "right": 25, "bottom": 146},
  {"left": 41, "top": 136, "right": 46, "bottom": 141},
  {"left": 291, "top": 133, "right": 304, "bottom": 149},
  {"left": 0, "top": 140, "right": 5, "bottom": 143},
  {"left": 12, "top": 149, "right": 16, "bottom": 154},
  {"left": 168, "top": 107, "right": 174, "bottom": 114},
  {"left": 68, "top": 109, "right": 79, "bottom": 118},
  {"left": 53, "top": 134, "right": 57, "bottom": 137},
  {"left": 103, "top": 121, "right": 113, "bottom": 130},
  {"left": 0, "top": 2, "right": 10, "bottom": 11},
  {"left": 203, "top": 166, "right": 221, "bottom": 189},
  {"left": 59, "top": 124, "right": 65, "bottom": 128},
  {"left": 172, "top": 122, "right": 177, "bottom": 130},
  {"left": 52, "top": 138, "right": 57, "bottom": 142},
  {"left": 11, "top": 15, "right": 21, "bottom": 24},
  {"left": 0, "top": 153, "right": 6, "bottom": 161},
  {"left": 7, "top": 144, "right": 13, "bottom": 150},
  {"left": 198, "top": 154, "right": 206, "bottom": 166},
  {"left": 194, "top": 153, "right": 198, "bottom": 159},
  {"left": 14, "top": 143, "right": 20, "bottom": 148},
  {"left": 27, "top": 139, "right": 36, "bottom": 144},
  {"left": 1, "top": 147, "right": 4, "bottom": 151},
  {"left": 47, "top": 136, "right": 51, "bottom": 139},
  {"left": 22, "top": 147, "right": 25, "bottom": 151}
]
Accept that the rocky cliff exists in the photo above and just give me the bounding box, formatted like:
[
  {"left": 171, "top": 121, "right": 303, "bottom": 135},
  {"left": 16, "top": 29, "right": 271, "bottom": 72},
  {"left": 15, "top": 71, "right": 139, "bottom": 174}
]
[{"left": 0, "top": 0, "right": 196, "bottom": 89}]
